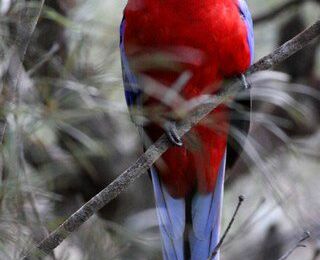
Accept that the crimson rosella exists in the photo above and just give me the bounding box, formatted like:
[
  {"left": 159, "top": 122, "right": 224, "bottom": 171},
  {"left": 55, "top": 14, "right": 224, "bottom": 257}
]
[{"left": 120, "top": 0, "right": 254, "bottom": 259}]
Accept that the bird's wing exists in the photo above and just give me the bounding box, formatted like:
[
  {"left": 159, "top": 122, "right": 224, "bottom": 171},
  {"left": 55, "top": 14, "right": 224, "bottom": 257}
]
[
  {"left": 227, "top": 0, "right": 254, "bottom": 168},
  {"left": 238, "top": 0, "right": 254, "bottom": 63},
  {"left": 120, "top": 18, "right": 142, "bottom": 116},
  {"left": 189, "top": 151, "right": 226, "bottom": 260},
  {"left": 120, "top": 18, "right": 185, "bottom": 260}
]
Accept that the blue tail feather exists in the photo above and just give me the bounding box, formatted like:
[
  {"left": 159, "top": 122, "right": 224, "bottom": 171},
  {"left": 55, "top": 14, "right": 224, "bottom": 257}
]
[
  {"left": 150, "top": 151, "right": 226, "bottom": 260},
  {"left": 150, "top": 168, "right": 185, "bottom": 260},
  {"left": 189, "top": 152, "right": 226, "bottom": 260}
]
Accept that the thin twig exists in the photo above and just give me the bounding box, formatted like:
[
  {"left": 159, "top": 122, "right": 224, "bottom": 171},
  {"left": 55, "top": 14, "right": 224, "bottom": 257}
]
[
  {"left": 253, "top": 0, "right": 309, "bottom": 25},
  {"left": 277, "top": 231, "right": 311, "bottom": 260},
  {"left": 22, "top": 18, "right": 320, "bottom": 259},
  {"left": 223, "top": 197, "right": 266, "bottom": 247},
  {"left": 311, "top": 247, "right": 320, "bottom": 260},
  {"left": 208, "top": 195, "right": 245, "bottom": 260},
  {"left": 27, "top": 43, "right": 60, "bottom": 76},
  {"left": 248, "top": 19, "right": 320, "bottom": 74}
]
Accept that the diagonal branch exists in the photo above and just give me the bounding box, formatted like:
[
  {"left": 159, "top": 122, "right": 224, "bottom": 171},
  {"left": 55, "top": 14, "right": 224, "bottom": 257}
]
[{"left": 23, "top": 18, "right": 320, "bottom": 259}]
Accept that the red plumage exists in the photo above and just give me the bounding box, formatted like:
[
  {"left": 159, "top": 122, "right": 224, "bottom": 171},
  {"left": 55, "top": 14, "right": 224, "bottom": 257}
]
[{"left": 124, "top": 0, "right": 251, "bottom": 197}]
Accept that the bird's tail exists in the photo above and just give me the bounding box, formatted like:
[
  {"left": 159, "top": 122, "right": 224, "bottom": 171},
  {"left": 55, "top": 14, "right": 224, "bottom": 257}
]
[
  {"left": 150, "top": 168, "right": 185, "bottom": 260},
  {"left": 151, "top": 151, "right": 226, "bottom": 260},
  {"left": 189, "top": 151, "right": 226, "bottom": 260}
]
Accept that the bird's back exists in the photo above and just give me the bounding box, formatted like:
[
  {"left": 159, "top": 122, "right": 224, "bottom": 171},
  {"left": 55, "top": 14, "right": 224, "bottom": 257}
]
[{"left": 123, "top": 0, "right": 251, "bottom": 197}]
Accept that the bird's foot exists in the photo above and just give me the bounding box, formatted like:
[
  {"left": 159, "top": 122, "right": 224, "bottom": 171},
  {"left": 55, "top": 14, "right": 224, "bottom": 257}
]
[
  {"left": 164, "top": 121, "right": 183, "bottom": 147},
  {"left": 239, "top": 74, "right": 251, "bottom": 90}
]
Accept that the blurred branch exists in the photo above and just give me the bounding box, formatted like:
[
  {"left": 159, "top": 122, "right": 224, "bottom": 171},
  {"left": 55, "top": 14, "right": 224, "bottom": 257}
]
[
  {"left": 248, "top": 19, "right": 320, "bottom": 74},
  {"left": 277, "top": 231, "right": 310, "bottom": 260},
  {"left": 23, "top": 19, "right": 320, "bottom": 259},
  {"left": 312, "top": 246, "right": 320, "bottom": 260},
  {"left": 0, "top": 120, "right": 6, "bottom": 144},
  {"left": 253, "top": 0, "right": 308, "bottom": 25},
  {"left": 27, "top": 42, "right": 60, "bottom": 76},
  {"left": 16, "top": 0, "right": 45, "bottom": 61}
]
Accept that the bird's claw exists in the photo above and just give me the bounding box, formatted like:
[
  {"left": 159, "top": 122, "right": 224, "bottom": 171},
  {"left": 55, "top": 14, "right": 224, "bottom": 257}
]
[
  {"left": 164, "top": 121, "right": 183, "bottom": 147},
  {"left": 240, "top": 74, "right": 251, "bottom": 90}
]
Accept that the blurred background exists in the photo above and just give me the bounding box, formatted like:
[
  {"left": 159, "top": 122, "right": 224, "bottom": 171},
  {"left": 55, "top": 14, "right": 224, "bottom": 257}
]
[{"left": 0, "top": 0, "right": 320, "bottom": 259}]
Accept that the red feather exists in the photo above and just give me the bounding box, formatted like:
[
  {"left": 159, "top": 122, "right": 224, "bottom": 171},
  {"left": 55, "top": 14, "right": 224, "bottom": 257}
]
[{"left": 124, "top": 0, "right": 251, "bottom": 197}]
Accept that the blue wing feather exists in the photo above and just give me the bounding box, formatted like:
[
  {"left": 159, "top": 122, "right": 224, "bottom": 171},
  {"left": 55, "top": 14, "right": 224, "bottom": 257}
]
[
  {"left": 238, "top": 0, "right": 254, "bottom": 64},
  {"left": 120, "top": 18, "right": 185, "bottom": 259},
  {"left": 120, "top": 19, "right": 141, "bottom": 108}
]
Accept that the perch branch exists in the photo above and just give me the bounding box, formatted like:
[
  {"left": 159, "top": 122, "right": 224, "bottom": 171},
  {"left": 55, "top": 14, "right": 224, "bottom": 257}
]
[{"left": 23, "top": 19, "right": 320, "bottom": 259}]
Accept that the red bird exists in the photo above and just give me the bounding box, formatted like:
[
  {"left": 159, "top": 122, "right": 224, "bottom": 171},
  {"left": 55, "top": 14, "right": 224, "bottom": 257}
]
[{"left": 120, "top": 0, "right": 254, "bottom": 259}]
